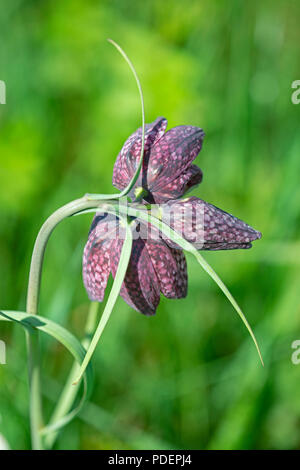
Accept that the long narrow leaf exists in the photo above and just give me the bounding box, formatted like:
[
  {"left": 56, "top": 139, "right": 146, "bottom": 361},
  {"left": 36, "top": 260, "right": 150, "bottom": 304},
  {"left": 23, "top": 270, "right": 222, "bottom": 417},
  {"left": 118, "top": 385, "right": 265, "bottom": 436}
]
[
  {"left": 86, "top": 39, "right": 145, "bottom": 201},
  {"left": 0, "top": 310, "right": 93, "bottom": 435},
  {"left": 73, "top": 216, "right": 133, "bottom": 385},
  {"left": 118, "top": 206, "right": 264, "bottom": 366},
  {"left": 71, "top": 203, "right": 264, "bottom": 365}
]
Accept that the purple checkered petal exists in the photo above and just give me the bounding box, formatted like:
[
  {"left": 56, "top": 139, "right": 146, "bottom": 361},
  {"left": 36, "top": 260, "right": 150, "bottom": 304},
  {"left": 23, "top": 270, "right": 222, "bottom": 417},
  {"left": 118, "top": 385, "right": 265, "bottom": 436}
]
[
  {"left": 146, "top": 237, "right": 188, "bottom": 299},
  {"left": 161, "top": 197, "right": 262, "bottom": 250},
  {"left": 110, "top": 234, "right": 161, "bottom": 316},
  {"left": 150, "top": 164, "right": 203, "bottom": 204},
  {"left": 82, "top": 213, "right": 119, "bottom": 302},
  {"left": 145, "top": 126, "right": 205, "bottom": 193},
  {"left": 112, "top": 117, "right": 167, "bottom": 190}
]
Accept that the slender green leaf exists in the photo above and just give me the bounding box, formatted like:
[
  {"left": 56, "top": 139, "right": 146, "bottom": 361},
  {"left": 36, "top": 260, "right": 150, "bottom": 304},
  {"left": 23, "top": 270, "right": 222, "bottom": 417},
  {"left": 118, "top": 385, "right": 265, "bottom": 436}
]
[
  {"left": 71, "top": 203, "right": 264, "bottom": 365},
  {"left": 0, "top": 310, "right": 93, "bottom": 436},
  {"left": 86, "top": 39, "right": 145, "bottom": 201},
  {"left": 72, "top": 216, "right": 133, "bottom": 385},
  {"left": 118, "top": 206, "right": 264, "bottom": 367}
]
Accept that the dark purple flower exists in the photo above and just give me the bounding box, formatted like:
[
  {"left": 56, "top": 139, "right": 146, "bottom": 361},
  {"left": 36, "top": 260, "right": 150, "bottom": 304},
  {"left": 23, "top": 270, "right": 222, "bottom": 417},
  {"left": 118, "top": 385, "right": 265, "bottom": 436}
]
[
  {"left": 83, "top": 214, "right": 187, "bottom": 316},
  {"left": 160, "top": 197, "right": 262, "bottom": 250},
  {"left": 112, "top": 117, "right": 204, "bottom": 203},
  {"left": 83, "top": 118, "right": 261, "bottom": 315}
]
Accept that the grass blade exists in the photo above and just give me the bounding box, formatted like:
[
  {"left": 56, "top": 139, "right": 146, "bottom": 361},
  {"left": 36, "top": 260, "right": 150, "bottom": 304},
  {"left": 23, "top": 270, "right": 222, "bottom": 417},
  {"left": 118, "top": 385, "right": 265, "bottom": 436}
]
[
  {"left": 0, "top": 310, "right": 93, "bottom": 438},
  {"left": 86, "top": 39, "right": 145, "bottom": 201},
  {"left": 117, "top": 206, "right": 264, "bottom": 366},
  {"left": 72, "top": 216, "right": 133, "bottom": 385}
]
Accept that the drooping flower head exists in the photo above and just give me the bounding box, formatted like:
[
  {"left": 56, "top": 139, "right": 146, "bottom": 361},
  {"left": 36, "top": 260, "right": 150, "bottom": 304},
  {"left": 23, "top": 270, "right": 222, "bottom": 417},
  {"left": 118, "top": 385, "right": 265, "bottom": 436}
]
[
  {"left": 83, "top": 213, "right": 188, "bottom": 316},
  {"left": 112, "top": 117, "right": 204, "bottom": 203},
  {"left": 83, "top": 118, "right": 261, "bottom": 315}
]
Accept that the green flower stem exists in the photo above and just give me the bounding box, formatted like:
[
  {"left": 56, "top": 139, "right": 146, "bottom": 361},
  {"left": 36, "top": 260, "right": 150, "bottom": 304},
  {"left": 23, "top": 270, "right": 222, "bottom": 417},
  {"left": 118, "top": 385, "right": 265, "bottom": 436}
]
[
  {"left": 27, "top": 197, "right": 106, "bottom": 314},
  {"left": 26, "top": 196, "right": 106, "bottom": 449},
  {"left": 44, "top": 301, "right": 99, "bottom": 449},
  {"left": 25, "top": 329, "right": 43, "bottom": 450}
]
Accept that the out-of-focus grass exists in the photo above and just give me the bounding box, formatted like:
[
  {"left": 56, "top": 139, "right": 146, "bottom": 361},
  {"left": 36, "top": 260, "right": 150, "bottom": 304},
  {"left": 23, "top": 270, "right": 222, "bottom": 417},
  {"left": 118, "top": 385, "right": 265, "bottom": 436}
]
[{"left": 0, "top": 0, "right": 300, "bottom": 450}]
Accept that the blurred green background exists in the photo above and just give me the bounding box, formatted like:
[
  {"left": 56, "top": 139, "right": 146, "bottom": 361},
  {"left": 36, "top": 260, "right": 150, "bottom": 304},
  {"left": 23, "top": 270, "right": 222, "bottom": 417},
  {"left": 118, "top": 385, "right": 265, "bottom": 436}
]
[{"left": 1, "top": 0, "right": 300, "bottom": 450}]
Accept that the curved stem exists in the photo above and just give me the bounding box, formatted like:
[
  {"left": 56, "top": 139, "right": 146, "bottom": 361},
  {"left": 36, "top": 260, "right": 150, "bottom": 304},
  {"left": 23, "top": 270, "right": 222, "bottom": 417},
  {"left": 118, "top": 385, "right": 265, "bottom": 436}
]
[
  {"left": 26, "top": 196, "right": 106, "bottom": 449},
  {"left": 25, "top": 329, "right": 43, "bottom": 449},
  {"left": 44, "top": 301, "right": 99, "bottom": 449},
  {"left": 27, "top": 198, "right": 104, "bottom": 313}
]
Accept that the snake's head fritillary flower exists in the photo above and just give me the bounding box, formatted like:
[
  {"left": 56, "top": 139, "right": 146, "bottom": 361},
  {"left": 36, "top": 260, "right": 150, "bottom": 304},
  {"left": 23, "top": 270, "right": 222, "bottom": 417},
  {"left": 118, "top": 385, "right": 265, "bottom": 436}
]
[
  {"left": 83, "top": 214, "right": 187, "bottom": 316},
  {"left": 112, "top": 117, "right": 205, "bottom": 204},
  {"left": 82, "top": 201, "right": 261, "bottom": 315},
  {"left": 160, "top": 197, "right": 262, "bottom": 250},
  {"left": 83, "top": 118, "right": 261, "bottom": 316}
]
